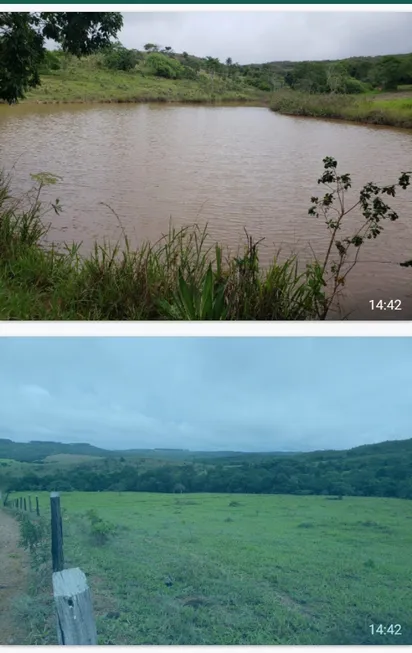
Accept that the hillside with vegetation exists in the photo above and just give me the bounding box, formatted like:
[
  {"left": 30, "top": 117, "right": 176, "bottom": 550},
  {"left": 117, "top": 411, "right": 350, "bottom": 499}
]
[
  {"left": 21, "top": 45, "right": 412, "bottom": 106},
  {"left": 1, "top": 436, "right": 411, "bottom": 499},
  {"left": 23, "top": 46, "right": 270, "bottom": 105},
  {"left": 1, "top": 14, "right": 412, "bottom": 126},
  {"left": 14, "top": 44, "right": 411, "bottom": 129}
]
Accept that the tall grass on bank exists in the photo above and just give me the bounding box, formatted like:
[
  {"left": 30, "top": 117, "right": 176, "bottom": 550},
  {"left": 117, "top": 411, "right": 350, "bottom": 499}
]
[
  {"left": 0, "top": 172, "right": 325, "bottom": 320},
  {"left": 270, "top": 89, "right": 412, "bottom": 129},
  {"left": 0, "top": 158, "right": 409, "bottom": 321}
]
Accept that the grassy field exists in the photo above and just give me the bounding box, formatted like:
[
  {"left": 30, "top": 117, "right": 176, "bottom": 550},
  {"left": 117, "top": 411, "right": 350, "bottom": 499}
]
[
  {"left": 22, "top": 58, "right": 268, "bottom": 106},
  {"left": 270, "top": 90, "right": 412, "bottom": 129},
  {"left": 9, "top": 491, "right": 412, "bottom": 645}
]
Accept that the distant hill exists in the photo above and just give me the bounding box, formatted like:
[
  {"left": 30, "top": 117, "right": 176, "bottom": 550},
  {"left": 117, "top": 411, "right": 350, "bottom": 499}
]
[
  {"left": 0, "top": 435, "right": 410, "bottom": 464},
  {"left": 0, "top": 438, "right": 110, "bottom": 462},
  {"left": 0, "top": 438, "right": 296, "bottom": 463},
  {"left": 1, "top": 436, "right": 411, "bottom": 499}
]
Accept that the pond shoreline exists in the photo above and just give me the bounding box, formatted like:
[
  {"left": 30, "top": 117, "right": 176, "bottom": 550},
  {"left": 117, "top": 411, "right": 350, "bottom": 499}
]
[
  {"left": 7, "top": 95, "right": 411, "bottom": 131},
  {"left": 270, "top": 90, "right": 412, "bottom": 131},
  {"left": 19, "top": 97, "right": 270, "bottom": 107}
]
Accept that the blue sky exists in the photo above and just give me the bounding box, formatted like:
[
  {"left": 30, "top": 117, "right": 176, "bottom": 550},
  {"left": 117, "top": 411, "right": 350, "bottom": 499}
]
[{"left": 0, "top": 337, "right": 410, "bottom": 452}]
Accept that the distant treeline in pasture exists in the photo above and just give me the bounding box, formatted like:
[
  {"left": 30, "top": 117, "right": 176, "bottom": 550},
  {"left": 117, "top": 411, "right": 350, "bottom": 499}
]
[{"left": 1, "top": 437, "right": 411, "bottom": 500}]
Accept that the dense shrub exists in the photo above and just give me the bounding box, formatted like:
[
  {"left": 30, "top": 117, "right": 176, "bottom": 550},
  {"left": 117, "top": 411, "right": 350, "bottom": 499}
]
[
  {"left": 38, "top": 50, "right": 61, "bottom": 74},
  {"left": 146, "top": 52, "right": 183, "bottom": 79},
  {"left": 342, "top": 77, "right": 369, "bottom": 94},
  {"left": 103, "top": 45, "right": 142, "bottom": 71}
]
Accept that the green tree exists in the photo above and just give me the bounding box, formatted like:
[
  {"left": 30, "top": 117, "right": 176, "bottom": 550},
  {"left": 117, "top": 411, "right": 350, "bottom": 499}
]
[
  {"left": 146, "top": 52, "right": 183, "bottom": 79},
  {"left": 399, "top": 54, "right": 412, "bottom": 85},
  {"left": 285, "top": 61, "right": 328, "bottom": 93},
  {"left": 204, "top": 56, "right": 221, "bottom": 74},
  {"left": 144, "top": 42, "right": 159, "bottom": 53},
  {"left": 325, "top": 62, "right": 347, "bottom": 93},
  {"left": 104, "top": 43, "right": 141, "bottom": 71},
  {"left": 0, "top": 12, "right": 123, "bottom": 103},
  {"left": 376, "top": 55, "right": 402, "bottom": 91}
]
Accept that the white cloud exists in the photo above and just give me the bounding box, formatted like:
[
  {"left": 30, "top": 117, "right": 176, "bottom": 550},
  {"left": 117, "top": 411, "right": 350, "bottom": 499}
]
[
  {"left": 118, "top": 12, "right": 412, "bottom": 64},
  {"left": 20, "top": 384, "right": 51, "bottom": 399},
  {"left": 0, "top": 338, "right": 410, "bottom": 452}
]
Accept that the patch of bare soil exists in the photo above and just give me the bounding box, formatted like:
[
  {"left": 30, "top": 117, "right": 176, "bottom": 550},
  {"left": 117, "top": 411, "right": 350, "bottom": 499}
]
[{"left": 0, "top": 509, "right": 30, "bottom": 644}]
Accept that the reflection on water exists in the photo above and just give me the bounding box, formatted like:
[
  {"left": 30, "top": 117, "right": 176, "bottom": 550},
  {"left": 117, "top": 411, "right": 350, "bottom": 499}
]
[{"left": 0, "top": 101, "right": 411, "bottom": 319}]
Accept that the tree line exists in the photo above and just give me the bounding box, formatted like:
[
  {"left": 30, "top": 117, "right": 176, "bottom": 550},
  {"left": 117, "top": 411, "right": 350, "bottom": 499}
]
[{"left": 4, "top": 438, "right": 412, "bottom": 499}]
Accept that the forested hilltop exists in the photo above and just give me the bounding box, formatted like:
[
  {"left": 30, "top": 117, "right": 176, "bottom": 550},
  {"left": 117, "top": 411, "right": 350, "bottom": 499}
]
[{"left": 1, "top": 437, "right": 411, "bottom": 500}]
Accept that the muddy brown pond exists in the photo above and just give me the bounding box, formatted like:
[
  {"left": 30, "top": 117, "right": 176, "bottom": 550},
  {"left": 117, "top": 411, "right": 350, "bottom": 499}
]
[{"left": 1, "top": 102, "right": 411, "bottom": 319}]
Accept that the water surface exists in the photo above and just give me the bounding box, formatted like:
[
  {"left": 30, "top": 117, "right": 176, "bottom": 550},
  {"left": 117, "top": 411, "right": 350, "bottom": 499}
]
[{"left": 1, "top": 102, "right": 411, "bottom": 319}]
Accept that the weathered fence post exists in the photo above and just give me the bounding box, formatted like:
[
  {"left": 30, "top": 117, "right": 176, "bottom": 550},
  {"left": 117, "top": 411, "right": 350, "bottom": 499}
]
[
  {"left": 29, "top": 496, "right": 32, "bottom": 512},
  {"left": 36, "top": 496, "right": 40, "bottom": 516},
  {"left": 52, "top": 568, "right": 97, "bottom": 645},
  {"left": 19, "top": 498, "right": 22, "bottom": 510},
  {"left": 23, "top": 498, "right": 27, "bottom": 512},
  {"left": 50, "top": 492, "right": 64, "bottom": 573}
]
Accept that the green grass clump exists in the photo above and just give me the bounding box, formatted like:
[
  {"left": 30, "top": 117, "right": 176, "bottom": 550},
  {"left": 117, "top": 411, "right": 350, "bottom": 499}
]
[
  {"left": 270, "top": 89, "right": 412, "bottom": 128},
  {"left": 0, "top": 172, "right": 325, "bottom": 320},
  {"left": 12, "top": 491, "right": 412, "bottom": 645}
]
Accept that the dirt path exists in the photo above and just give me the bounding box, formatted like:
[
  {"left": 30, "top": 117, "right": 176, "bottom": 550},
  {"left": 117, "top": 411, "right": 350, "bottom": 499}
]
[{"left": 0, "top": 509, "right": 30, "bottom": 644}]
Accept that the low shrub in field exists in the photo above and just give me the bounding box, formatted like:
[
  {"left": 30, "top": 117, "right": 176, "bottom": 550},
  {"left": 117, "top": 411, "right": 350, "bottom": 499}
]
[{"left": 85, "top": 509, "right": 115, "bottom": 545}]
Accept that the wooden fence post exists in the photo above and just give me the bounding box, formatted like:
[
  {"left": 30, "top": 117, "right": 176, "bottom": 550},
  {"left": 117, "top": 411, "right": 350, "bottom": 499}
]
[
  {"left": 29, "top": 496, "right": 32, "bottom": 512},
  {"left": 23, "top": 498, "right": 27, "bottom": 512},
  {"left": 19, "top": 498, "right": 22, "bottom": 510},
  {"left": 52, "top": 568, "right": 97, "bottom": 645},
  {"left": 36, "top": 496, "right": 40, "bottom": 516},
  {"left": 50, "top": 492, "right": 64, "bottom": 572}
]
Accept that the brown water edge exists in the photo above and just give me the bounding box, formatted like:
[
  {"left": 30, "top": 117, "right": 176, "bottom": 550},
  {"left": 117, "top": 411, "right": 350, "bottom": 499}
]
[
  {"left": 3, "top": 98, "right": 270, "bottom": 107},
  {"left": 1, "top": 102, "right": 411, "bottom": 320}
]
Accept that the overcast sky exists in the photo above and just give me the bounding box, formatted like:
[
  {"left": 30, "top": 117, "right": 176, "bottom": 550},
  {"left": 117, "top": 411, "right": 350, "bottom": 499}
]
[
  {"left": 117, "top": 12, "right": 412, "bottom": 64},
  {"left": 0, "top": 337, "right": 410, "bottom": 453}
]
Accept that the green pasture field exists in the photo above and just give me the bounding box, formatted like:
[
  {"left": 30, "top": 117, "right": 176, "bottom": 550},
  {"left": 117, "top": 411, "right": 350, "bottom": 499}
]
[{"left": 12, "top": 491, "right": 412, "bottom": 645}]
